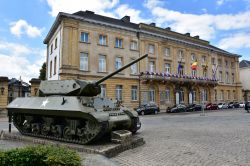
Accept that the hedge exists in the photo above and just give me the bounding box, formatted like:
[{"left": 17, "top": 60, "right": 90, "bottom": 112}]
[{"left": 0, "top": 145, "right": 81, "bottom": 166}]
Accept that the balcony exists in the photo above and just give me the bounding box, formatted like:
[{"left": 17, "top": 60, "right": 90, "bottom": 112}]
[{"left": 140, "top": 71, "right": 218, "bottom": 86}]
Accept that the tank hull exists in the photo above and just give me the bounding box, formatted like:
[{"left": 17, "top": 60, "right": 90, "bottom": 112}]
[{"left": 7, "top": 96, "right": 141, "bottom": 144}]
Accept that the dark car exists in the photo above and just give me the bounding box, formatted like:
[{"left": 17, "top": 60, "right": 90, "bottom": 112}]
[
  {"left": 245, "top": 101, "right": 250, "bottom": 113},
  {"left": 135, "top": 102, "right": 160, "bottom": 115},
  {"left": 185, "top": 104, "right": 202, "bottom": 112},
  {"left": 205, "top": 103, "right": 218, "bottom": 110},
  {"left": 233, "top": 102, "right": 240, "bottom": 108},
  {"left": 228, "top": 102, "right": 234, "bottom": 108},
  {"left": 166, "top": 104, "right": 187, "bottom": 113}
]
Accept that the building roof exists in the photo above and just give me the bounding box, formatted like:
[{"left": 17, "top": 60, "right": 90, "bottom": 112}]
[
  {"left": 43, "top": 10, "right": 241, "bottom": 58},
  {"left": 240, "top": 60, "right": 250, "bottom": 68}
]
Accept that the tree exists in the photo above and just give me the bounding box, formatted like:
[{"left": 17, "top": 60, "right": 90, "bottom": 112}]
[{"left": 39, "top": 62, "right": 46, "bottom": 80}]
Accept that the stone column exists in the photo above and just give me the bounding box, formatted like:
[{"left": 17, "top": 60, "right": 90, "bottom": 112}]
[
  {"left": 0, "top": 76, "right": 9, "bottom": 111},
  {"left": 29, "top": 78, "right": 41, "bottom": 96}
]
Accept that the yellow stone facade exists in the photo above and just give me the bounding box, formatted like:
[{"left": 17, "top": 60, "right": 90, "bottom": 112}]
[
  {"left": 44, "top": 11, "right": 242, "bottom": 110},
  {"left": 0, "top": 77, "right": 9, "bottom": 111}
]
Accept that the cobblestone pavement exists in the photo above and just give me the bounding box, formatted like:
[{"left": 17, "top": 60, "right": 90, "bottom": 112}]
[{"left": 112, "top": 109, "right": 250, "bottom": 166}]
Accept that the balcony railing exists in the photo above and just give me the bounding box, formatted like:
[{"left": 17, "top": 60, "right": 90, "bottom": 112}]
[{"left": 140, "top": 71, "right": 218, "bottom": 86}]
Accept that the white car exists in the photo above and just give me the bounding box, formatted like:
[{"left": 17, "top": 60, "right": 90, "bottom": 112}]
[
  {"left": 239, "top": 102, "right": 245, "bottom": 108},
  {"left": 218, "top": 103, "right": 223, "bottom": 109},
  {"left": 218, "top": 103, "right": 228, "bottom": 109}
]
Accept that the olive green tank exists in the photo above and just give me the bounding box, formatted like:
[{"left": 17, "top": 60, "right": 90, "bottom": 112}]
[{"left": 7, "top": 54, "right": 148, "bottom": 144}]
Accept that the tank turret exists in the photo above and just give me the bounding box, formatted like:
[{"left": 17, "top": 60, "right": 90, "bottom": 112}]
[
  {"left": 39, "top": 54, "right": 148, "bottom": 97},
  {"left": 7, "top": 54, "right": 148, "bottom": 144}
]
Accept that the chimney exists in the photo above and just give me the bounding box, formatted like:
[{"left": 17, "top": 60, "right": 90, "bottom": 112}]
[
  {"left": 165, "top": 27, "right": 171, "bottom": 31},
  {"left": 149, "top": 23, "right": 156, "bottom": 27},
  {"left": 121, "top": 16, "right": 130, "bottom": 23},
  {"left": 185, "top": 33, "right": 190, "bottom": 36},
  {"left": 194, "top": 35, "right": 199, "bottom": 39},
  {"left": 85, "top": 10, "right": 94, "bottom": 14}
]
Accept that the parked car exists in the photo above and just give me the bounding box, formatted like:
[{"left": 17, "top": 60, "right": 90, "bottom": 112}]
[
  {"left": 239, "top": 102, "right": 245, "bottom": 108},
  {"left": 185, "top": 104, "right": 202, "bottom": 112},
  {"left": 135, "top": 102, "right": 160, "bottom": 115},
  {"left": 245, "top": 101, "right": 250, "bottom": 113},
  {"left": 228, "top": 102, "right": 234, "bottom": 108},
  {"left": 205, "top": 103, "right": 218, "bottom": 110},
  {"left": 218, "top": 103, "right": 224, "bottom": 109},
  {"left": 166, "top": 104, "right": 187, "bottom": 113},
  {"left": 233, "top": 102, "right": 240, "bottom": 108}
]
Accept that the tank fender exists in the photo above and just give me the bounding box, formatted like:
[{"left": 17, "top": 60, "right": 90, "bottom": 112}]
[
  {"left": 89, "top": 112, "right": 109, "bottom": 122},
  {"left": 123, "top": 108, "right": 139, "bottom": 118}
]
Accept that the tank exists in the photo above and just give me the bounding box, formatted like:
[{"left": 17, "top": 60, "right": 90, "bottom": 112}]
[{"left": 7, "top": 54, "right": 148, "bottom": 144}]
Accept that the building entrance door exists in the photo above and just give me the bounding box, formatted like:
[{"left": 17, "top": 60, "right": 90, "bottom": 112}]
[
  {"left": 189, "top": 92, "right": 193, "bottom": 104},
  {"left": 176, "top": 92, "right": 179, "bottom": 105}
]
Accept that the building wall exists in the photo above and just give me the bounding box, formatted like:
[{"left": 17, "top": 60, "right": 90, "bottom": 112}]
[
  {"left": 0, "top": 77, "right": 9, "bottom": 110},
  {"left": 240, "top": 67, "right": 250, "bottom": 90},
  {"left": 45, "top": 16, "right": 243, "bottom": 109}
]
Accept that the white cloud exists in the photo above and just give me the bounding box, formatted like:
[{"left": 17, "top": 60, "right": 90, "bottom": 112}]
[
  {"left": 114, "top": 4, "right": 151, "bottom": 23},
  {"left": 217, "top": 0, "right": 225, "bottom": 6},
  {"left": 0, "top": 41, "right": 45, "bottom": 82},
  {"left": 145, "top": 0, "right": 250, "bottom": 40},
  {"left": 218, "top": 33, "right": 250, "bottom": 50},
  {"left": 10, "top": 19, "right": 43, "bottom": 38},
  {"left": 46, "top": 0, "right": 119, "bottom": 17}
]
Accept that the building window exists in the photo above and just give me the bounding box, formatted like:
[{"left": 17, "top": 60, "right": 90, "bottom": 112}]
[
  {"left": 233, "top": 90, "right": 236, "bottom": 100},
  {"left": 166, "top": 89, "right": 170, "bottom": 102},
  {"left": 116, "top": 85, "right": 123, "bottom": 101},
  {"left": 180, "top": 89, "right": 184, "bottom": 103},
  {"left": 227, "top": 90, "right": 230, "bottom": 100},
  {"left": 130, "top": 59, "right": 137, "bottom": 74},
  {"left": 115, "top": 57, "right": 122, "bottom": 70},
  {"left": 165, "top": 63, "right": 171, "bottom": 74},
  {"left": 232, "top": 73, "right": 235, "bottom": 83},
  {"left": 99, "top": 35, "right": 107, "bottom": 45},
  {"left": 80, "top": 52, "right": 88, "bottom": 71},
  {"left": 225, "top": 60, "right": 228, "bottom": 67},
  {"left": 165, "top": 48, "right": 170, "bottom": 56},
  {"left": 214, "top": 90, "right": 217, "bottom": 101},
  {"left": 192, "top": 70, "right": 197, "bottom": 77},
  {"left": 219, "top": 71, "right": 223, "bottom": 82},
  {"left": 160, "top": 89, "right": 170, "bottom": 102},
  {"left": 149, "top": 88, "right": 155, "bottom": 102},
  {"left": 191, "top": 53, "right": 196, "bottom": 61},
  {"left": 50, "top": 60, "right": 52, "bottom": 77},
  {"left": 99, "top": 55, "right": 106, "bottom": 72},
  {"left": 202, "top": 56, "right": 206, "bottom": 63},
  {"left": 218, "top": 59, "right": 222, "bottom": 66},
  {"left": 226, "top": 72, "right": 229, "bottom": 83},
  {"left": 231, "top": 62, "right": 235, "bottom": 68},
  {"left": 148, "top": 44, "right": 155, "bottom": 54},
  {"left": 149, "top": 61, "right": 155, "bottom": 72},
  {"left": 131, "top": 86, "right": 138, "bottom": 101},
  {"left": 203, "top": 70, "right": 207, "bottom": 77},
  {"left": 178, "top": 50, "right": 184, "bottom": 60},
  {"left": 115, "top": 38, "right": 123, "bottom": 48},
  {"left": 100, "top": 84, "right": 106, "bottom": 98},
  {"left": 130, "top": 41, "right": 138, "bottom": 50},
  {"left": 54, "top": 56, "right": 57, "bottom": 75},
  {"left": 201, "top": 89, "right": 208, "bottom": 102},
  {"left": 50, "top": 44, "right": 53, "bottom": 54},
  {"left": 212, "top": 58, "right": 215, "bottom": 65},
  {"left": 193, "top": 91, "right": 196, "bottom": 102},
  {"left": 55, "top": 38, "right": 57, "bottom": 49},
  {"left": 220, "top": 90, "right": 224, "bottom": 100},
  {"left": 81, "top": 32, "right": 89, "bottom": 43}
]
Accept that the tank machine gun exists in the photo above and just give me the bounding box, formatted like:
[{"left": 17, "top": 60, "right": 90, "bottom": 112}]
[{"left": 7, "top": 54, "right": 148, "bottom": 144}]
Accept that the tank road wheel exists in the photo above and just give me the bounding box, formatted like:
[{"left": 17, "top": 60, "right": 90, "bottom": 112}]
[
  {"left": 51, "top": 125, "right": 63, "bottom": 137},
  {"left": 78, "top": 120, "right": 100, "bottom": 144},
  {"left": 63, "top": 126, "right": 72, "bottom": 139},
  {"left": 31, "top": 123, "right": 41, "bottom": 134},
  {"left": 41, "top": 124, "right": 50, "bottom": 136}
]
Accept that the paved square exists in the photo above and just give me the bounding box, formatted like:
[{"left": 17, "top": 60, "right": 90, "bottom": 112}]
[{"left": 112, "top": 110, "right": 250, "bottom": 166}]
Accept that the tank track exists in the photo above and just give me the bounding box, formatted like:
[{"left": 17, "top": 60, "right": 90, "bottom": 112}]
[{"left": 12, "top": 113, "right": 108, "bottom": 145}]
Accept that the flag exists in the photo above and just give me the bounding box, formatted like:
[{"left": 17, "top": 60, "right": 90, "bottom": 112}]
[
  {"left": 191, "top": 61, "right": 198, "bottom": 70},
  {"left": 178, "top": 63, "right": 183, "bottom": 73}
]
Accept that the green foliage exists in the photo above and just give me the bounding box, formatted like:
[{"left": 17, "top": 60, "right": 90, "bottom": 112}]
[
  {"left": 0, "top": 145, "right": 81, "bottom": 166},
  {"left": 39, "top": 62, "right": 46, "bottom": 80}
]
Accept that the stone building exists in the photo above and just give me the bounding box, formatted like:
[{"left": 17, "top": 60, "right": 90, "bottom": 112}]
[
  {"left": 239, "top": 60, "right": 250, "bottom": 102},
  {"left": 44, "top": 10, "right": 242, "bottom": 109}
]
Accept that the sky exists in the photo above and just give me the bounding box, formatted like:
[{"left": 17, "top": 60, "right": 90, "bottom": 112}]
[{"left": 0, "top": 0, "right": 250, "bottom": 82}]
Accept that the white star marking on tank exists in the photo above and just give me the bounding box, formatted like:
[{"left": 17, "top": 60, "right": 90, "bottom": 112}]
[{"left": 41, "top": 98, "right": 49, "bottom": 107}]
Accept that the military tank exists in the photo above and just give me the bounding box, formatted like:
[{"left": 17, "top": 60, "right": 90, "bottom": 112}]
[{"left": 7, "top": 54, "right": 148, "bottom": 144}]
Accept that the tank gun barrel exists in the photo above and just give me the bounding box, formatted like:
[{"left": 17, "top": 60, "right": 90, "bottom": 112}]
[{"left": 95, "top": 54, "right": 148, "bottom": 86}]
